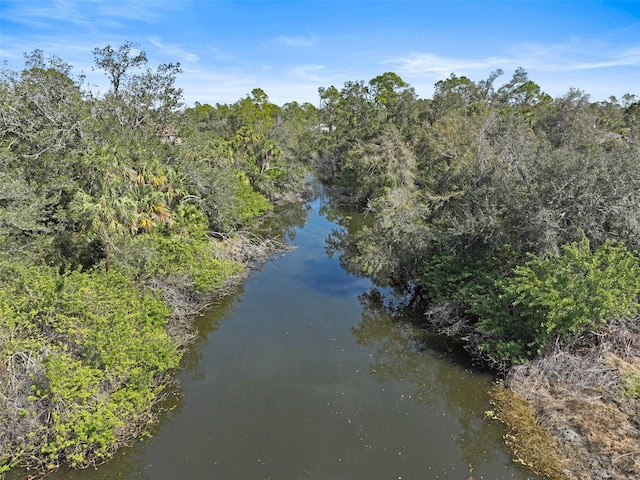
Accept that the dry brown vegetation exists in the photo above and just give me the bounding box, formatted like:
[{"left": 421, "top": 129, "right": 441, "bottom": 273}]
[{"left": 496, "top": 316, "right": 640, "bottom": 479}]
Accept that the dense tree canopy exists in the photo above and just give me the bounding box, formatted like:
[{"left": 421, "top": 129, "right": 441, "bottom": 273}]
[{"left": 315, "top": 69, "right": 640, "bottom": 368}]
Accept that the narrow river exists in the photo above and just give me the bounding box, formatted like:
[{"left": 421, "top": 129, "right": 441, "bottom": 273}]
[{"left": 48, "top": 183, "right": 537, "bottom": 480}]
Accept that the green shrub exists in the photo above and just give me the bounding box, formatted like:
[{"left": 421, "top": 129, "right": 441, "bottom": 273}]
[
  {"left": 478, "top": 236, "right": 640, "bottom": 364},
  {"left": 111, "top": 232, "right": 242, "bottom": 294},
  {"left": 418, "top": 243, "right": 515, "bottom": 312},
  {"left": 0, "top": 264, "right": 180, "bottom": 470},
  {"left": 234, "top": 172, "right": 273, "bottom": 223},
  {"left": 188, "top": 165, "right": 273, "bottom": 232},
  {"left": 145, "top": 234, "right": 242, "bottom": 293}
]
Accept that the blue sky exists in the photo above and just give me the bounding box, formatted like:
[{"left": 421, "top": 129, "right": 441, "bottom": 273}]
[{"left": 1, "top": 1, "right": 639, "bottom": 106}]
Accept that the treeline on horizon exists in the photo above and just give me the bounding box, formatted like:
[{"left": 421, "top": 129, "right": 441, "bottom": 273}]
[{"left": 1, "top": 42, "right": 640, "bottom": 474}]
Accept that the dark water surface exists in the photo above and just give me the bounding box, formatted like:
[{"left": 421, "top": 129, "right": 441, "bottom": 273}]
[{"left": 43, "top": 184, "right": 536, "bottom": 480}]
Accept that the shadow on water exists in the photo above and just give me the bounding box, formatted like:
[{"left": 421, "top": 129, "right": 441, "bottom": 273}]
[
  {"left": 351, "top": 288, "right": 513, "bottom": 473},
  {"left": 26, "top": 179, "right": 538, "bottom": 480}
]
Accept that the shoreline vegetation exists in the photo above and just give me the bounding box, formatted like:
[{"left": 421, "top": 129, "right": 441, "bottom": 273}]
[
  {"left": 0, "top": 232, "right": 292, "bottom": 476},
  {"left": 315, "top": 70, "right": 640, "bottom": 479},
  {"left": 2, "top": 44, "right": 640, "bottom": 478},
  {"left": 0, "top": 43, "right": 312, "bottom": 476}
]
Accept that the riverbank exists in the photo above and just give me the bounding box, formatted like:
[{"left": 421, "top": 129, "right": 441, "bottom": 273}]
[
  {"left": 417, "top": 278, "right": 640, "bottom": 479},
  {"left": 489, "top": 315, "right": 640, "bottom": 479},
  {"left": 0, "top": 229, "right": 291, "bottom": 478}
]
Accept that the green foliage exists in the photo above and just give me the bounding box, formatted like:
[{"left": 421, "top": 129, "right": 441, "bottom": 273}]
[
  {"left": 418, "top": 243, "right": 515, "bottom": 313},
  {"left": 337, "top": 126, "right": 416, "bottom": 205},
  {"left": 345, "top": 188, "right": 434, "bottom": 287},
  {"left": 316, "top": 73, "right": 424, "bottom": 202},
  {"left": 5, "top": 41, "right": 640, "bottom": 473},
  {"left": 147, "top": 234, "right": 242, "bottom": 293},
  {"left": 0, "top": 44, "right": 310, "bottom": 474},
  {"left": 0, "top": 263, "right": 180, "bottom": 469},
  {"left": 110, "top": 231, "right": 242, "bottom": 294},
  {"left": 181, "top": 161, "right": 273, "bottom": 232},
  {"left": 478, "top": 237, "right": 640, "bottom": 364},
  {"left": 180, "top": 94, "right": 309, "bottom": 221},
  {"left": 169, "top": 203, "right": 210, "bottom": 238},
  {"left": 623, "top": 374, "right": 640, "bottom": 397},
  {"left": 320, "top": 69, "right": 640, "bottom": 372},
  {"left": 369, "top": 72, "right": 409, "bottom": 110},
  {"left": 234, "top": 172, "right": 273, "bottom": 223}
]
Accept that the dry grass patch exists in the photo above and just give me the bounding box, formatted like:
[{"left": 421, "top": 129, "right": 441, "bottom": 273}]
[
  {"left": 605, "top": 354, "right": 640, "bottom": 397},
  {"left": 503, "top": 332, "right": 640, "bottom": 480},
  {"left": 566, "top": 397, "right": 640, "bottom": 476}
]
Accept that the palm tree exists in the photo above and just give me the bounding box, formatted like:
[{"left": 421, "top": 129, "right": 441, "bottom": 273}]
[
  {"left": 70, "top": 174, "right": 138, "bottom": 271},
  {"left": 260, "top": 139, "right": 282, "bottom": 174}
]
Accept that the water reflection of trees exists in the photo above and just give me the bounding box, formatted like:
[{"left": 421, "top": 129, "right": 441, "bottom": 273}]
[
  {"left": 352, "top": 288, "right": 515, "bottom": 475},
  {"left": 322, "top": 200, "right": 372, "bottom": 278},
  {"left": 254, "top": 191, "right": 310, "bottom": 243}
]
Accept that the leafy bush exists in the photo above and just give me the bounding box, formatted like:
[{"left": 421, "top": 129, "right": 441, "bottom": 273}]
[
  {"left": 478, "top": 236, "right": 640, "bottom": 364},
  {"left": 112, "top": 233, "right": 242, "bottom": 294},
  {"left": 418, "top": 242, "right": 515, "bottom": 311},
  {"left": 149, "top": 234, "right": 242, "bottom": 293},
  {"left": 183, "top": 163, "right": 272, "bottom": 232},
  {"left": 0, "top": 263, "right": 180, "bottom": 470},
  {"left": 234, "top": 172, "right": 273, "bottom": 223}
]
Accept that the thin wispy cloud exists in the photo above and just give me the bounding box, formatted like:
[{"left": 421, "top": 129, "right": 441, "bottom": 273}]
[
  {"left": 96, "top": 0, "right": 175, "bottom": 24},
  {"left": 286, "top": 64, "right": 350, "bottom": 88},
  {"left": 386, "top": 53, "right": 513, "bottom": 78},
  {"left": 2, "top": 0, "right": 182, "bottom": 32},
  {"left": 387, "top": 40, "right": 640, "bottom": 80},
  {"left": 289, "top": 65, "right": 325, "bottom": 81},
  {"left": 274, "top": 34, "right": 318, "bottom": 48},
  {"left": 502, "top": 39, "right": 640, "bottom": 72},
  {"left": 205, "top": 46, "right": 234, "bottom": 62},
  {"left": 1, "top": 1, "right": 638, "bottom": 104},
  {"left": 179, "top": 67, "right": 259, "bottom": 105},
  {"left": 563, "top": 47, "right": 640, "bottom": 71},
  {"left": 2, "top": 0, "right": 95, "bottom": 30},
  {"left": 148, "top": 38, "right": 199, "bottom": 63},
  {"left": 1, "top": 36, "right": 98, "bottom": 71}
]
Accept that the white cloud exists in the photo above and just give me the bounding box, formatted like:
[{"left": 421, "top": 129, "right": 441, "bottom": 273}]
[
  {"left": 505, "top": 40, "right": 640, "bottom": 72},
  {"left": 289, "top": 64, "right": 326, "bottom": 81},
  {"left": 178, "top": 64, "right": 325, "bottom": 106},
  {"left": 274, "top": 34, "right": 318, "bottom": 48},
  {"left": 0, "top": 35, "right": 98, "bottom": 72},
  {"left": 148, "top": 38, "right": 199, "bottom": 63},
  {"left": 562, "top": 46, "right": 640, "bottom": 71},
  {"left": 387, "top": 38, "right": 640, "bottom": 79},
  {"left": 96, "top": 0, "right": 172, "bottom": 23},
  {"left": 2, "top": 0, "right": 185, "bottom": 32},
  {"left": 381, "top": 39, "right": 640, "bottom": 101},
  {"left": 2, "top": 0, "right": 95, "bottom": 29},
  {"left": 385, "top": 53, "right": 513, "bottom": 79},
  {"left": 203, "top": 45, "right": 234, "bottom": 62}
]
